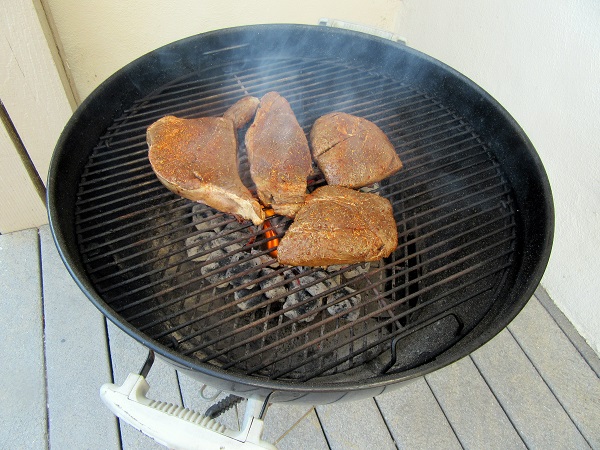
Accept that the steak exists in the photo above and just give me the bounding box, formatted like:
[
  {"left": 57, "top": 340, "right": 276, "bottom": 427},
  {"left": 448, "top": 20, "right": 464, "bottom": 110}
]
[
  {"left": 310, "top": 112, "right": 403, "bottom": 188},
  {"left": 223, "top": 96, "right": 260, "bottom": 130},
  {"left": 277, "top": 185, "right": 398, "bottom": 266},
  {"left": 147, "top": 97, "right": 264, "bottom": 225},
  {"left": 245, "top": 92, "right": 312, "bottom": 217}
]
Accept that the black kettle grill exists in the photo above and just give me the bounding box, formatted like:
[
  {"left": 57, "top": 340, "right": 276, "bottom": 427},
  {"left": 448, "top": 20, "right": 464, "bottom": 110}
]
[{"left": 47, "top": 25, "right": 553, "bottom": 429}]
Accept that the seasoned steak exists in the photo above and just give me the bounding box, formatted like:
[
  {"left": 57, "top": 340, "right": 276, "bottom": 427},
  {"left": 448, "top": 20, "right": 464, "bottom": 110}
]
[
  {"left": 277, "top": 185, "right": 398, "bottom": 266},
  {"left": 245, "top": 92, "right": 312, "bottom": 217},
  {"left": 310, "top": 112, "right": 402, "bottom": 188},
  {"left": 147, "top": 97, "right": 264, "bottom": 225},
  {"left": 223, "top": 96, "right": 260, "bottom": 130}
]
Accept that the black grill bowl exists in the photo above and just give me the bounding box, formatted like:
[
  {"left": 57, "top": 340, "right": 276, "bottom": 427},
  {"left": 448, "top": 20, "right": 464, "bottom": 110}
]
[{"left": 47, "top": 24, "right": 553, "bottom": 403}]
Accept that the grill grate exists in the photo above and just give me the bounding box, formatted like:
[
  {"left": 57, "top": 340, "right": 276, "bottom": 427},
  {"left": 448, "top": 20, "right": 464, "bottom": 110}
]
[{"left": 75, "top": 57, "right": 516, "bottom": 381}]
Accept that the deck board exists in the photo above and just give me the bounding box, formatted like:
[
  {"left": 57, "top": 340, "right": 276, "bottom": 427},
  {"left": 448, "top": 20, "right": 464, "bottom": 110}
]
[
  {"left": 425, "top": 356, "right": 526, "bottom": 449},
  {"left": 0, "top": 229, "right": 47, "bottom": 449},
  {"left": 471, "top": 328, "right": 591, "bottom": 449},
  {"left": 535, "top": 287, "right": 600, "bottom": 378},
  {"left": 376, "top": 377, "right": 462, "bottom": 449},
  {"left": 262, "top": 404, "right": 329, "bottom": 450},
  {"left": 508, "top": 296, "right": 600, "bottom": 447},
  {"left": 39, "top": 225, "right": 121, "bottom": 450},
  {"left": 317, "top": 399, "right": 397, "bottom": 450}
]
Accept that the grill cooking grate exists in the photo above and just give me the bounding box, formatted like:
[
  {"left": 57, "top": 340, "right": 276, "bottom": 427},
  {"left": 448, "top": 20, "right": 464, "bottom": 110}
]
[{"left": 75, "top": 57, "right": 516, "bottom": 381}]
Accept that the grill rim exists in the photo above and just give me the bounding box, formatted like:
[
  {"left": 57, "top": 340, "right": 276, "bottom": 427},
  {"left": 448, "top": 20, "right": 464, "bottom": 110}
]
[{"left": 47, "top": 24, "right": 554, "bottom": 396}]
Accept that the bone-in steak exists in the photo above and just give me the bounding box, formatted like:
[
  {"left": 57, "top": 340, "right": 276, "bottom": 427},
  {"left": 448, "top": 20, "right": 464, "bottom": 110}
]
[
  {"left": 277, "top": 185, "right": 398, "bottom": 266},
  {"left": 147, "top": 97, "right": 264, "bottom": 225},
  {"left": 310, "top": 112, "right": 402, "bottom": 188},
  {"left": 223, "top": 96, "right": 260, "bottom": 130},
  {"left": 245, "top": 92, "right": 312, "bottom": 217}
]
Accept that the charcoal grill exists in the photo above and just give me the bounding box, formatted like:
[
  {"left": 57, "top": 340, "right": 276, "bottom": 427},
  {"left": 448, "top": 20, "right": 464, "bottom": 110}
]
[{"left": 48, "top": 24, "right": 553, "bottom": 448}]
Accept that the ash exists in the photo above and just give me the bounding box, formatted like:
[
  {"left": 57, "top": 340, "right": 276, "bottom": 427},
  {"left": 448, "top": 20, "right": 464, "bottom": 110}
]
[{"left": 327, "top": 286, "right": 361, "bottom": 321}]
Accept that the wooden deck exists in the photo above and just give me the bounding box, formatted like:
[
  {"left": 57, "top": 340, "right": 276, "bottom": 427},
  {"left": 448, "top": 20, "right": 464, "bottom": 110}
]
[{"left": 1, "top": 226, "right": 599, "bottom": 449}]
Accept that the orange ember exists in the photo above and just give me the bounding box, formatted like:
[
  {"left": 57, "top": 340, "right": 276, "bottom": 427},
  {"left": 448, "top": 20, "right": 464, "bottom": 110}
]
[{"left": 263, "top": 208, "right": 279, "bottom": 257}]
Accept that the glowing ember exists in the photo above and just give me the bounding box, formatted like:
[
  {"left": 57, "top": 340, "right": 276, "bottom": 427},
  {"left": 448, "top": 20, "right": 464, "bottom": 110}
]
[{"left": 263, "top": 208, "right": 280, "bottom": 257}]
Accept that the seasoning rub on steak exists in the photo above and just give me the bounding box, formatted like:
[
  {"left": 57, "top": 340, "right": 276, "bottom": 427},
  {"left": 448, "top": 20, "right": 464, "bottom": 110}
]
[
  {"left": 277, "top": 185, "right": 398, "bottom": 267},
  {"left": 147, "top": 97, "right": 264, "bottom": 225},
  {"left": 245, "top": 92, "right": 312, "bottom": 217},
  {"left": 310, "top": 112, "right": 403, "bottom": 188}
]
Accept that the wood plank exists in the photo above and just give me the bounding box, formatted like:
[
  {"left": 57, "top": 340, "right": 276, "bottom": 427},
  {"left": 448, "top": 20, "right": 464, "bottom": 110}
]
[
  {"left": 262, "top": 404, "right": 329, "bottom": 450},
  {"left": 0, "top": 122, "right": 47, "bottom": 233},
  {"left": 508, "top": 296, "right": 600, "bottom": 448},
  {"left": 0, "top": 0, "right": 74, "bottom": 181},
  {"left": 107, "top": 322, "right": 183, "bottom": 450},
  {"left": 316, "top": 399, "right": 396, "bottom": 450},
  {"left": 535, "top": 286, "right": 600, "bottom": 378},
  {"left": 0, "top": 229, "right": 47, "bottom": 449},
  {"left": 39, "top": 225, "right": 120, "bottom": 450},
  {"left": 425, "top": 356, "right": 526, "bottom": 449},
  {"left": 471, "top": 328, "right": 591, "bottom": 449},
  {"left": 376, "top": 377, "right": 462, "bottom": 449}
]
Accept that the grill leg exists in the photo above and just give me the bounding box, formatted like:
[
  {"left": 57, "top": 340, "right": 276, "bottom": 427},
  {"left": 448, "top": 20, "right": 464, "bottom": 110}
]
[{"left": 138, "top": 349, "right": 155, "bottom": 378}]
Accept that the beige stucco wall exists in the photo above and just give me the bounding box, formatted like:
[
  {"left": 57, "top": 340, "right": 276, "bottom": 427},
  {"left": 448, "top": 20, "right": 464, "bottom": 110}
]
[{"left": 43, "top": 0, "right": 399, "bottom": 101}]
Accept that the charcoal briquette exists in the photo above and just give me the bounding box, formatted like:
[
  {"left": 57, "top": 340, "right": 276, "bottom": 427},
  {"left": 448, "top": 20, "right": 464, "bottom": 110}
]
[
  {"left": 259, "top": 268, "right": 287, "bottom": 300},
  {"left": 327, "top": 287, "right": 361, "bottom": 321},
  {"left": 186, "top": 232, "right": 218, "bottom": 262},
  {"left": 226, "top": 253, "right": 264, "bottom": 290},
  {"left": 283, "top": 289, "right": 322, "bottom": 323},
  {"left": 192, "top": 204, "right": 224, "bottom": 232},
  {"left": 211, "top": 237, "right": 243, "bottom": 253},
  {"left": 234, "top": 288, "right": 267, "bottom": 311},
  {"left": 199, "top": 249, "right": 229, "bottom": 287},
  {"left": 343, "top": 263, "right": 371, "bottom": 280}
]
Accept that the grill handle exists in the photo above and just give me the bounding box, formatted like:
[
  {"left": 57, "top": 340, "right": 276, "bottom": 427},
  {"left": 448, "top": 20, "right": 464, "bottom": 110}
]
[
  {"left": 318, "top": 18, "right": 407, "bottom": 43},
  {"left": 100, "top": 373, "right": 276, "bottom": 450}
]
